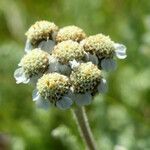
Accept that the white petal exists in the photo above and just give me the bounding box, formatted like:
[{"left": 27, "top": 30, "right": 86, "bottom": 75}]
[
  {"left": 69, "top": 59, "right": 80, "bottom": 69},
  {"left": 14, "top": 68, "right": 29, "bottom": 84},
  {"left": 85, "top": 53, "right": 98, "bottom": 65},
  {"left": 101, "top": 58, "right": 117, "bottom": 71},
  {"left": 56, "top": 96, "right": 73, "bottom": 110},
  {"left": 25, "top": 39, "right": 33, "bottom": 53},
  {"left": 74, "top": 92, "right": 92, "bottom": 106},
  {"left": 32, "top": 89, "right": 40, "bottom": 101},
  {"left": 35, "top": 96, "right": 50, "bottom": 109},
  {"left": 29, "top": 73, "right": 43, "bottom": 85},
  {"left": 58, "top": 64, "right": 71, "bottom": 75},
  {"left": 114, "top": 43, "right": 127, "bottom": 59},
  {"left": 38, "top": 40, "right": 55, "bottom": 53},
  {"left": 48, "top": 57, "right": 59, "bottom": 72},
  {"left": 97, "top": 78, "right": 108, "bottom": 93}
]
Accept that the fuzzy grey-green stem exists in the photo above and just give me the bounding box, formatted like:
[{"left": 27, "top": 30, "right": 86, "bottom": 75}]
[{"left": 72, "top": 107, "right": 97, "bottom": 150}]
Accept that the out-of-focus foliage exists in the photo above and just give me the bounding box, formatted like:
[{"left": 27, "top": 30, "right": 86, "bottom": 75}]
[{"left": 0, "top": 0, "right": 149, "bottom": 149}]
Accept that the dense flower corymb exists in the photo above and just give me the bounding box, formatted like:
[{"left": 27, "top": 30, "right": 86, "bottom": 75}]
[
  {"left": 56, "top": 25, "right": 86, "bottom": 43},
  {"left": 14, "top": 20, "right": 127, "bottom": 110}
]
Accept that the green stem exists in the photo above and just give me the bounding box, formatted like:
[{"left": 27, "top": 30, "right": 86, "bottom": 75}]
[{"left": 72, "top": 107, "right": 97, "bottom": 150}]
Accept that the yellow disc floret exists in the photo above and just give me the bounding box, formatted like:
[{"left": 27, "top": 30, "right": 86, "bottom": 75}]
[
  {"left": 52, "top": 40, "right": 85, "bottom": 64},
  {"left": 70, "top": 62, "right": 101, "bottom": 93},
  {"left": 20, "top": 49, "right": 49, "bottom": 77},
  {"left": 37, "top": 73, "right": 70, "bottom": 102},
  {"left": 56, "top": 25, "right": 86, "bottom": 43},
  {"left": 82, "top": 34, "right": 115, "bottom": 59},
  {"left": 25, "top": 20, "right": 59, "bottom": 45}
]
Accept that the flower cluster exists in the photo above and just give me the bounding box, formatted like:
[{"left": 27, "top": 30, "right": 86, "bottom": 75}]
[{"left": 14, "top": 20, "right": 127, "bottom": 110}]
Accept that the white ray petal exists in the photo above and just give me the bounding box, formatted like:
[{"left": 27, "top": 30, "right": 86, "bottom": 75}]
[
  {"left": 101, "top": 58, "right": 117, "bottom": 71},
  {"left": 14, "top": 68, "right": 29, "bottom": 84},
  {"left": 97, "top": 78, "right": 108, "bottom": 93},
  {"left": 85, "top": 53, "right": 98, "bottom": 65},
  {"left": 69, "top": 59, "right": 80, "bottom": 69},
  {"left": 38, "top": 40, "right": 55, "bottom": 53},
  {"left": 35, "top": 95, "right": 50, "bottom": 109},
  {"left": 58, "top": 63, "right": 71, "bottom": 75},
  {"left": 32, "top": 89, "right": 40, "bottom": 101},
  {"left": 25, "top": 39, "right": 33, "bottom": 53},
  {"left": 56, "top": 96, "right": 73, "bottom": 110},
  {"left": 74, "top": 92, "right": 92, "bottom": 106},
  {"left": 114, "top": 43, "right": 127, "bottom": 59}
]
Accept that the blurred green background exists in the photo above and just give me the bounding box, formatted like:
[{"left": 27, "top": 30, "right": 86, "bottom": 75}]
[{"left": 0, "top": 0, "right": 150, "bottom": 149}]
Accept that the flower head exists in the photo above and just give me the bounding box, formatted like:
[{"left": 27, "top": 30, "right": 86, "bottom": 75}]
[
  {"left": 82, "top": 34, "right": 127, "bottom": 71},
  {"left": 14, "top": 49, "right": 50, "bottom": 84},
  {"left": 33, "top": 73, "right": 73, "bottom": 109},
  {"left": 56, "top": 25, "right": 86, "bottom": 43},
  {"left": 20, "top": 49, "right": 49, "bottom": 76},
  {"left": 70, "top": 62, "right": 101, "bottom": 93},
  {"left": 82, "top": 34, "right": 115, "bottom": 59},
  {"left": 70, "top": 62, "right": 107, "bottom": 106},
  {"left": 52, "top": 40, "right": 85, "bottom": 64},
  {"left": 25, "top": 21, "right": 58, "bottom": 45}
]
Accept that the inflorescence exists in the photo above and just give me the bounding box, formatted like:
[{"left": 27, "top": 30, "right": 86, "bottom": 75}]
[{"left": 14, "top": 20, "right": 127, "bottom": 110}]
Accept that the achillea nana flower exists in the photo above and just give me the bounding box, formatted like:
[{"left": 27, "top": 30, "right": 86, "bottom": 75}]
[
  {"left": 25, "top": 21, "right": 58, "bottom": 53},
  {"left": 56, "top": 25, "right": 86, "bottom": 43},
  {"left": 81, "top": 34, "right": 127, "bottom": 71},
  {"left": 33, "top": 73, "right": 73, "bottom": 110},
  {"left": 70, "top": 62, "right": 107, "bottom": 106},
  {"left": 14, "top": 49, "right": 55, "bottom": 84}
]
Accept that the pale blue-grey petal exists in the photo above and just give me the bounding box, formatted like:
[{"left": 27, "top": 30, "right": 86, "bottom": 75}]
[
  {"left": 29, "top": 73, "right": 43, "bottom": 85},
  {"left": 85, "top": 53, "right": 98, "bottom": 65},
  {"left": 58, "top": 63, "right": 71, "bottom": 75},
  {"left": 38, "top": 40, "right": 55, "bottom": 53},
  {"left": 32, "top": 89, "right": 40, "bottom": 101},
  {"left": 66, "top": 90, "right": 75, "bottom": 100},
  {"left": 114, "top": 43, "right": 127, "bottom": 59},
  {"left": 47, "top": 57, "right": 59, "bottom": 72},
  {"left": 25, "top": 39, "right": 33, "bottom": 53},
  {"left": 101, "top": 58, "right": 117, "bottom": 71},
  {"left": 14, "top": 68, "right": 29, "bottom": 84},
  {"left": 56, "top": 96, "right": 73, "bottom": 110},
  {"left": 97, "top": 78, "right": 108, "bottom": 93},
  {"left": 69, "top": 59, "right": 80, "bottom": 69},
  {"left": 30, "top": 76, "right": 39, "bottom": 85},
  {"left": 35, "top": 96, "right": 51, "bottom": 109},
  {"left": 74, "top": 92, "right": 92, "bottom": 106}
]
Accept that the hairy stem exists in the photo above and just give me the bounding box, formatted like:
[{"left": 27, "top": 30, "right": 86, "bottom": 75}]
[{"left": 72, "top": 107, "right": 97, "bottom": 150}]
